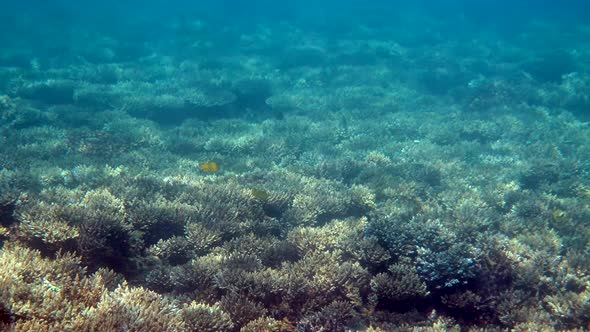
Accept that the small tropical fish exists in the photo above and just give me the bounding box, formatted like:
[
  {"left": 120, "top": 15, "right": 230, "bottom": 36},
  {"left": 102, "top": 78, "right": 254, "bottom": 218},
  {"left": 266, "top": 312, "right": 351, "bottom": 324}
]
[
  {"left": 199, "top": 161, "right": 220, "bottom": 173},
  {"left": 251, "top": 188, "right": 270, "bottom": 201}
]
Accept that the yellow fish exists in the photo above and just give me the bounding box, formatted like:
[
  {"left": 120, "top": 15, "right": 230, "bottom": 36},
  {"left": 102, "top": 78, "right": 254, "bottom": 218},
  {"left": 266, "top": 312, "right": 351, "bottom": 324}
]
[
  {"left": 199, "top": 161, "right": 220, "bottom": 173},
  {"left": 251, "top": 188, "right": 270, "bottom": 200}
]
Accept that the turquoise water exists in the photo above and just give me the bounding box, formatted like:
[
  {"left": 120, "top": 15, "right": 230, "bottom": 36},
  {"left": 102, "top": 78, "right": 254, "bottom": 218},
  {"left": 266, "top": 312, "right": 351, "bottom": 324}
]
[{"left": 1, "top": 1, "right": 589, "bottom": 331}]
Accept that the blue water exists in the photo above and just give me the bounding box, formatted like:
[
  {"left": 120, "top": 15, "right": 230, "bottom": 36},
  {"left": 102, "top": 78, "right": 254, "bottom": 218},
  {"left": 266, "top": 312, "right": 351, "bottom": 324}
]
[{"left": 1, "top": 1, "right": 589, "bottom": 331}]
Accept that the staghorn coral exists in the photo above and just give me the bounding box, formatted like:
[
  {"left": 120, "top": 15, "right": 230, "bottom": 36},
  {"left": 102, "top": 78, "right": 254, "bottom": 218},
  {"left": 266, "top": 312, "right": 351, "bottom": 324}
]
[
  {"left": 14, "top": 200, "right": 79, "bottom": 249},
  {"left": 367, "top": 206, "right": 482, "bottom": 290},
  {"left": 185, "top": 222, "right": 223, "bottom": 255},
  {"left": 126, "top": 194, "right": 196, "bottom": 246},
  {"left": 17, "top": 187, "right": 138, "bottom": 273},
  {"left": 180, "top": 301, "right": 234, "bottom": 332},
  {"left": 158, "top": 253, "right": 224, "bottom": 300},
  {"left": 370, "top": 259, "right": 428, "bottom": 306},
  {"left": 298, "top": 300, "right": 360, "bottom": 332},
  {"left": 220, "top": 292, "right": 268, "bottom": 329},
  {"left": 0, "top": 242, "right": 189, "bottom": 331},
  {"left": 415, "top": 240, "right": 480, "bottom": 290},
  {"left": 149, "top": 236, "right": 193, "bottom": 265},
  {"left": 220, "top": 233, "right": 297, "bottom": 268},
  {"left": 0, "top": 244, "right": 98, "bottom": 327},
  {"left": 159, "top": 178, "right": 268, "bottom": 239},
  {"left": 287, "top": 217, "right": 390, "bottom": 270},
  {"left": 17, "top": 213, "right": 79, "bottom": 247},
  {"left": 254, "top": 168, "right": 374, "bottom": 227},
  {"left": 76, "top": 284, "right": 185, "bottom": 332},
  {"left": 539, "top": 257, "right": 590, "bottom": 329},
  {"left": 240, "top": 316, "right": 295, "bottom": 332},
  {"left": 274, "top": 250, "right": 369, "bottom": 319}
]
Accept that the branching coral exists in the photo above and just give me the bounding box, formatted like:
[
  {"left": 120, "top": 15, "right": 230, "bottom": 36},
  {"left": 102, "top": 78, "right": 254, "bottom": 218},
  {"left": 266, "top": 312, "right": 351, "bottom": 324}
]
[
  {"left": 370, "top": 259, "right": 428, "bottom": 306},
  {"left": 240, "top": 316, "right": 295, "bottom": 332},
  {"left": 0, "top": 243, "right": 193, "bottom": 331},
  {"left": 180, "top": 301, "right": 234, "bottom": 332}
]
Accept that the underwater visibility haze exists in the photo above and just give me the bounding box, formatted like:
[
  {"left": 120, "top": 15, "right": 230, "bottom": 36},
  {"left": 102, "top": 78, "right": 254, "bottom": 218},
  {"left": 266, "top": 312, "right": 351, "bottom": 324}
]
[{"left": 1, "top": 0, "right": 590, "bottom": 330}]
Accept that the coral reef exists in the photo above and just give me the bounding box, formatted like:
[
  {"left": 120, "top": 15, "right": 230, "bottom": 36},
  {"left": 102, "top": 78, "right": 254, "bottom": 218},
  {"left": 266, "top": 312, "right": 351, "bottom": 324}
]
[{"left": 1, "top": 3, "right": 590, "bottom": 330}]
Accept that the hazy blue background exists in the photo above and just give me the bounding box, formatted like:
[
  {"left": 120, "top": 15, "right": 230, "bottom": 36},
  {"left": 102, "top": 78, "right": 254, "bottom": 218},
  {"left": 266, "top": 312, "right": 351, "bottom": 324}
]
[{"left": 2, "top": 1, "right": 589, "bottom": 39}]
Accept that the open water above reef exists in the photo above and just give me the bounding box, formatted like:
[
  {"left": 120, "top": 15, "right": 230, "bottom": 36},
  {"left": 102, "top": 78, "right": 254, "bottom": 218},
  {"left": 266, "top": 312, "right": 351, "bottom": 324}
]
[{"left": 1, "top": 1, "right": 590, "bottom": 331}]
